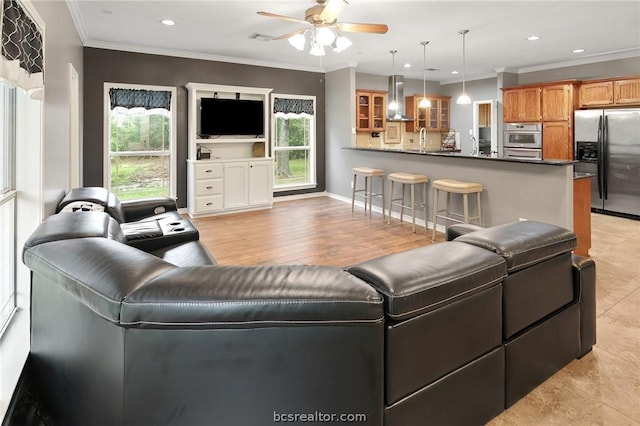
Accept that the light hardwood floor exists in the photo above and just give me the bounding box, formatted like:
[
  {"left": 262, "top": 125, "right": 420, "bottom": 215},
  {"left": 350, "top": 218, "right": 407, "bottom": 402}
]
[{"left": 191, "top": 196, "right": 640, "bottom": 425}]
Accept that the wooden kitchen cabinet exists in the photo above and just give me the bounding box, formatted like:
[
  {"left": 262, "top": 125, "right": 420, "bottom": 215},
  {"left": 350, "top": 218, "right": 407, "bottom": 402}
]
[
  {"left": 503, "top": 88, "right": 541, "bottom": 122},
  {"left": 405, "top": 95, "right": 450, "bottom": 132},
  {"left": 579, "top": 76, "right": 640, "bottom": 107},
  {"left": 614, "top": 78, "right": 640, "bottom": 105},
  {"left": 542, "top": 84, "right": 574, "bottom": 121},
  {"left": 356, "top": 90, "right": 387, "bottom": 132},
  {"left": 542, "top": 121, "right": 572, "bottom": 160},
  {"left": 579, "top": 81, "right": 613, "bottom": 107}
]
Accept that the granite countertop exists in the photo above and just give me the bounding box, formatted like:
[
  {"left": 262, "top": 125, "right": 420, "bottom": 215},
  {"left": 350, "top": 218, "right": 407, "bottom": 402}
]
[{"left": 344, "top": 146, "right": 575, "bottom": 166}]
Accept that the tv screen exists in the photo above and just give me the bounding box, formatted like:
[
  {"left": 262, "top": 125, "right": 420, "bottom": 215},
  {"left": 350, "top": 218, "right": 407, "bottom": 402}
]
[{"left": 200, "top": 98, "right": 264, "bottom": 136}]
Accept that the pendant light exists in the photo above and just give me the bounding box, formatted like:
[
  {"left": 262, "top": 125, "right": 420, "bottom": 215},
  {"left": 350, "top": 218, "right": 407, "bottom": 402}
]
[
  {"left": 418, "top": 41, "right": 431, "bottom": 109},
  {"left": 456, "top": 29, "right": 471, "bottom": 105},
  {"left": 388, "top": 50, "right": 399, "bottom": 114}
]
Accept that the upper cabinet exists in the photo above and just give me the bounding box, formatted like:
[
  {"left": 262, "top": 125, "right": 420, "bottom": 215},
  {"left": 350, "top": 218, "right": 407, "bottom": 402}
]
[
  {"left": 503, "top": 88, "right": 541, "bottom": 122},
  {"left": 356, "top": 90, "right": 387, "bottom": 132},
  {"left": 542, "top": 84, "right": 574, "bottom": 121},
  {"left": 614, "top": 78, "right": 640, "bottom": 105},
  {"left": 579, "top": 81, "right": 613, "bottom": 107},
  {"left": 579, "top": 77, "right": 640, "bottom": 107},
  {"left": 405, "top": 95, "right": 451, "bottom": 132}
]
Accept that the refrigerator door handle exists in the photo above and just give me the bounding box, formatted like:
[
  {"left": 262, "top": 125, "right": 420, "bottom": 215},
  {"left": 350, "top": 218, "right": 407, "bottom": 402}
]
[
  {"left": 603, "top": 115, "right": 608, "bottom": 200},
  {"left": 597, "top": 115, "right": 604, "bottom": 200}
]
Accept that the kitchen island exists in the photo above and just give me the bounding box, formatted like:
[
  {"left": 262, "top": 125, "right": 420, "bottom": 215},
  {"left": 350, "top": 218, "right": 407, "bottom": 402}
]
[{"left": 332, "top": 147, "right": 575, "bottom": 232}]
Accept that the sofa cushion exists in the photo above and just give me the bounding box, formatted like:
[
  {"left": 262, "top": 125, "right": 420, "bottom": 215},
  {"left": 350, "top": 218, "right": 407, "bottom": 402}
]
[
  {"left": 24, "top": 238, "right": 175, "bottom": 323},
  {"left": 455, "top": 221, "right": 577, "bottom": 273},
  {"left": 23, "top": 211, "right": 126, "bottom": 250},
  {"left": 347, "top": 241, "right": 507, "bottom": 321},
  {"left": 121, "top": 265, "right": 383, "bottom": 328}
]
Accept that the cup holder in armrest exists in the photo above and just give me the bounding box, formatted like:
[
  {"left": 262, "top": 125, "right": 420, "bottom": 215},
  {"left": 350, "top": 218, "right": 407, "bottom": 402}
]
[{"left": 124, "top": 218, "right": 199, "bottom": 252}]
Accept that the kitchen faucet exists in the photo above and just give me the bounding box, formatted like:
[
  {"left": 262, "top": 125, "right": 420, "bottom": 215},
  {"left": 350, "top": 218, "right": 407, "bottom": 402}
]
[
  {"left": 419, "top": 127, "right": 426, "bottom": 152},
  {"left": 470, "top": 136, "right": 478, "bottom": 156}
]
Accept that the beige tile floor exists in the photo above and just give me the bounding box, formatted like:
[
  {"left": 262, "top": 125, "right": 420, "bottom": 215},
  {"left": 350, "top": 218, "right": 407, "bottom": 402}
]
[{"left": 489, "top": 213, "right": 640, "bottom": 425}]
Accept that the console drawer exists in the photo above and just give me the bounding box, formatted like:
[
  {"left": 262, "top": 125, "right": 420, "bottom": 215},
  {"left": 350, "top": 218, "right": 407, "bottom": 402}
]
[
  {"left": 195, "top": 179, "right": 222, "bottom": 196},
  {"left": 195, "top": 195, "right": 223, "bottom": 213},
  {"left": 194, "top": 163, "right": 223, "bottom": 180}
]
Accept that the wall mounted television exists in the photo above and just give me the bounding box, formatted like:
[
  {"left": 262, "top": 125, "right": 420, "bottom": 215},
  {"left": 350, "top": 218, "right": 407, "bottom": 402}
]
[{"left": 200, "top": 98, "right": 264, "bottom": 137}]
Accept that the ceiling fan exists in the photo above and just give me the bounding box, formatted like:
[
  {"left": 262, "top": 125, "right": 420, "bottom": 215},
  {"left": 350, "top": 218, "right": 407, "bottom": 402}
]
[{"left": 257, "top": 0, "right": 388, "bottom": 55}]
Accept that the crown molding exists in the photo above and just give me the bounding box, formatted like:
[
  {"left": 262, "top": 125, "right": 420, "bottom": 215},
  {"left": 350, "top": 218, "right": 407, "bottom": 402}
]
[
  {"left": 515, "top": 48, "right": 640, "bottom": 74},
  {"left": 65, "top": 0, "right": 87, "bottom": 45}
]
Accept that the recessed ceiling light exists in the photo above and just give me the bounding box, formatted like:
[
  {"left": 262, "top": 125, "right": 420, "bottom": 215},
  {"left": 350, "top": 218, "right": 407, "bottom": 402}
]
[
  {"left": 161, "top": 19, "right": 176, "bottom": 26},
  {"left": 451, "top": 70, "right": 459, "bottom": 75},
  {"left": 403, "top": 63, "right": 411, "bottom": 68},
  {"left": 572, "top": 48, "right": 585, "bottom": 53},
  {"left": 527, "top": 35, "right": 541, "bottom": 41}
]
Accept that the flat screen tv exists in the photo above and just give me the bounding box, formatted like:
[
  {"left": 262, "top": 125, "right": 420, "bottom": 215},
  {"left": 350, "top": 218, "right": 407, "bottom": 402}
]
[{"left": 200, "top": 98, "right": 264, "bottom": 137}]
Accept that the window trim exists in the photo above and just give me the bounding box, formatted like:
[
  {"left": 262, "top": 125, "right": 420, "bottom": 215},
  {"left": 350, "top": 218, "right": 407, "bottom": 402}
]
[
  {"left": 270, "top": 93, "right": 317, "bottom": 192},
  {"left": 103, "top": 82, "right": 177, "bottom": 198}
]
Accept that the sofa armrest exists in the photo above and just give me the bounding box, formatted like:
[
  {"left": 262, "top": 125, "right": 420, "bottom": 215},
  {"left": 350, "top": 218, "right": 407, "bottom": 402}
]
[
  {"left": 572, "top": 254, "right": 596, "bottom": 357},
  {"left": 121, "top": 197, "right": 178, "bottom": 222},
  {"left": 446, "top": 224, "right": 485, "bottom": 241}
]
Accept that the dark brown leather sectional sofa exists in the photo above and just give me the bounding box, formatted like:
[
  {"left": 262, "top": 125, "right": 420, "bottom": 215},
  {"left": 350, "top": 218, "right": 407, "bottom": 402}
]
[{"left": 22, "top": 188, "right": 596, "bottom": 426}]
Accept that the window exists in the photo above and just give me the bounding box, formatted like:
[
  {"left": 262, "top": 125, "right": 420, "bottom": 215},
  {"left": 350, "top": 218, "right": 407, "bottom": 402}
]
[
  {"left": 104, "top": 84, "right": 177, "bottom": 200},
  {"left": 0, "top": 80, "right": 16, "bottom": 334},
  {"left": 271, "top": 95, "right": 317, "bottom": 191}
]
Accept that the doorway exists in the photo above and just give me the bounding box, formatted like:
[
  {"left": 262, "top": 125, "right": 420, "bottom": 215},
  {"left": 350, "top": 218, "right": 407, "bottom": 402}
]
[{"left": 472, "top": 99, "right": 499, "bottom": 155}]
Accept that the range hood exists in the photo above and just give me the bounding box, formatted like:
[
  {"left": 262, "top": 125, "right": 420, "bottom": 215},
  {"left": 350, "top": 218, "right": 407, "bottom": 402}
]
[{"left": 387, "top": 75, "right": 414, "bottom": 122}]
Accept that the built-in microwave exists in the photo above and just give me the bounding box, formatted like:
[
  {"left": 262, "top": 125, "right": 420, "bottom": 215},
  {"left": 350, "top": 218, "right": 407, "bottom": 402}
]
[{"left": 503, "top": 123, "right": 542, "bottom": 149}]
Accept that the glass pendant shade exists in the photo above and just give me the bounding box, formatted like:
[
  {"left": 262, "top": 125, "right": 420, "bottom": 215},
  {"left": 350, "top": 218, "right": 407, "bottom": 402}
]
[
  {"left": 288, "top": 33, "right": 306, "bottom": 51},
  {"left": 456, "top": 93, "right": 471, "bottom": 104},
  {"left": 418, "top": 97, "right": 431, "bottom": 108}
]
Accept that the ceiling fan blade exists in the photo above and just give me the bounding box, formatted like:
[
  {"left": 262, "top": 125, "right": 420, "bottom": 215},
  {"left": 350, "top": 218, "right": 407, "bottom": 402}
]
[
  {"left": 257, "top": 11, "right": 309, "bottom": 25},
  {"left": 335, "top": 22, "right": 389, "bottom": 34},
  {"left": 319, "top": 0, "right": 348, "bottom": 24},
  {"left": 273, "top": 29, "right": 307, "bottom": 41}
]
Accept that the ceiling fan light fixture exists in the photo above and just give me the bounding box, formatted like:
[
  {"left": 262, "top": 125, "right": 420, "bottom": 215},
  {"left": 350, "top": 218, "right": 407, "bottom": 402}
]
[
  {"left": 309, "top": 41, "right": 326, "bottom": 56},
  {"left": 288, "top": 33, "right": 306, "bottom": 51},
  {"left": 315, "top": 27, "right": 336, "bottom": 46},
  {"left": 332, "top": 35, "right": 352, "bottom": 52}
]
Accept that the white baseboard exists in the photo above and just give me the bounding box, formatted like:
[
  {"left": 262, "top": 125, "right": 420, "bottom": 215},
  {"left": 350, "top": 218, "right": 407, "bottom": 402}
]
[{"left": 274, "top": 191, "right": 328, "bottom": 203}]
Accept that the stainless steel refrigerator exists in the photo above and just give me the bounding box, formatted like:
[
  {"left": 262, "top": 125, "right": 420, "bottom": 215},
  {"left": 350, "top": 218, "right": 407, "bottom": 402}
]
[{"left": 574, "top": 109, "right": 640, "bottom": 218}]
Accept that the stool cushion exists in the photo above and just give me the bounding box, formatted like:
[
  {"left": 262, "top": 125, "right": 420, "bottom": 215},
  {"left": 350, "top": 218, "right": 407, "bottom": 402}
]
[
  {"left": 455, "top": 221, "right": 576, "bottom": 273},
  {"left": 347, "top": 241, "right": 506, "bottom": 321},
  {"left": 388, "top": 172, "right": 429, "bottom": 184},
  {"left": 353, "top": 167, "right": 385, "bottom": 176},
  {"left": 433, "top": 179, "right": 483, "bottom": 193}
]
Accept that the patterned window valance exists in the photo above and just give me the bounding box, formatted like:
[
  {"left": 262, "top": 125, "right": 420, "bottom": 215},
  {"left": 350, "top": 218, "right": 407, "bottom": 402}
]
[
  {"left": 273, "top": 97, "right": 314, "bottom": 116},
  {"left": 0, "top": 0, "right": 44, "bottom": 91},
  {"left": 109, "top": 88, "right": 172, "bottom": 110}
]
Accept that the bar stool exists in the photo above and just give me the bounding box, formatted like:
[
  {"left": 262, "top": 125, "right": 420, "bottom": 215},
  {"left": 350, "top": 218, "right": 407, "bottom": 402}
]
[
  {"left": 351, "top": 167, "right": 386, "bottom": 219},
  {"left": 387, "top": 172, "right": 429, "bottom": 233},
  {"left": 432, "top": 179, "right": 483, "bottom": 241}
]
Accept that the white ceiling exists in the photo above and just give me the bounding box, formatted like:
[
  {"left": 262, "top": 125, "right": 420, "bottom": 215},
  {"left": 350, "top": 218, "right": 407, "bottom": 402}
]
[{"left": 68, "top": 0, "right": 640, "bottom": 83}]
